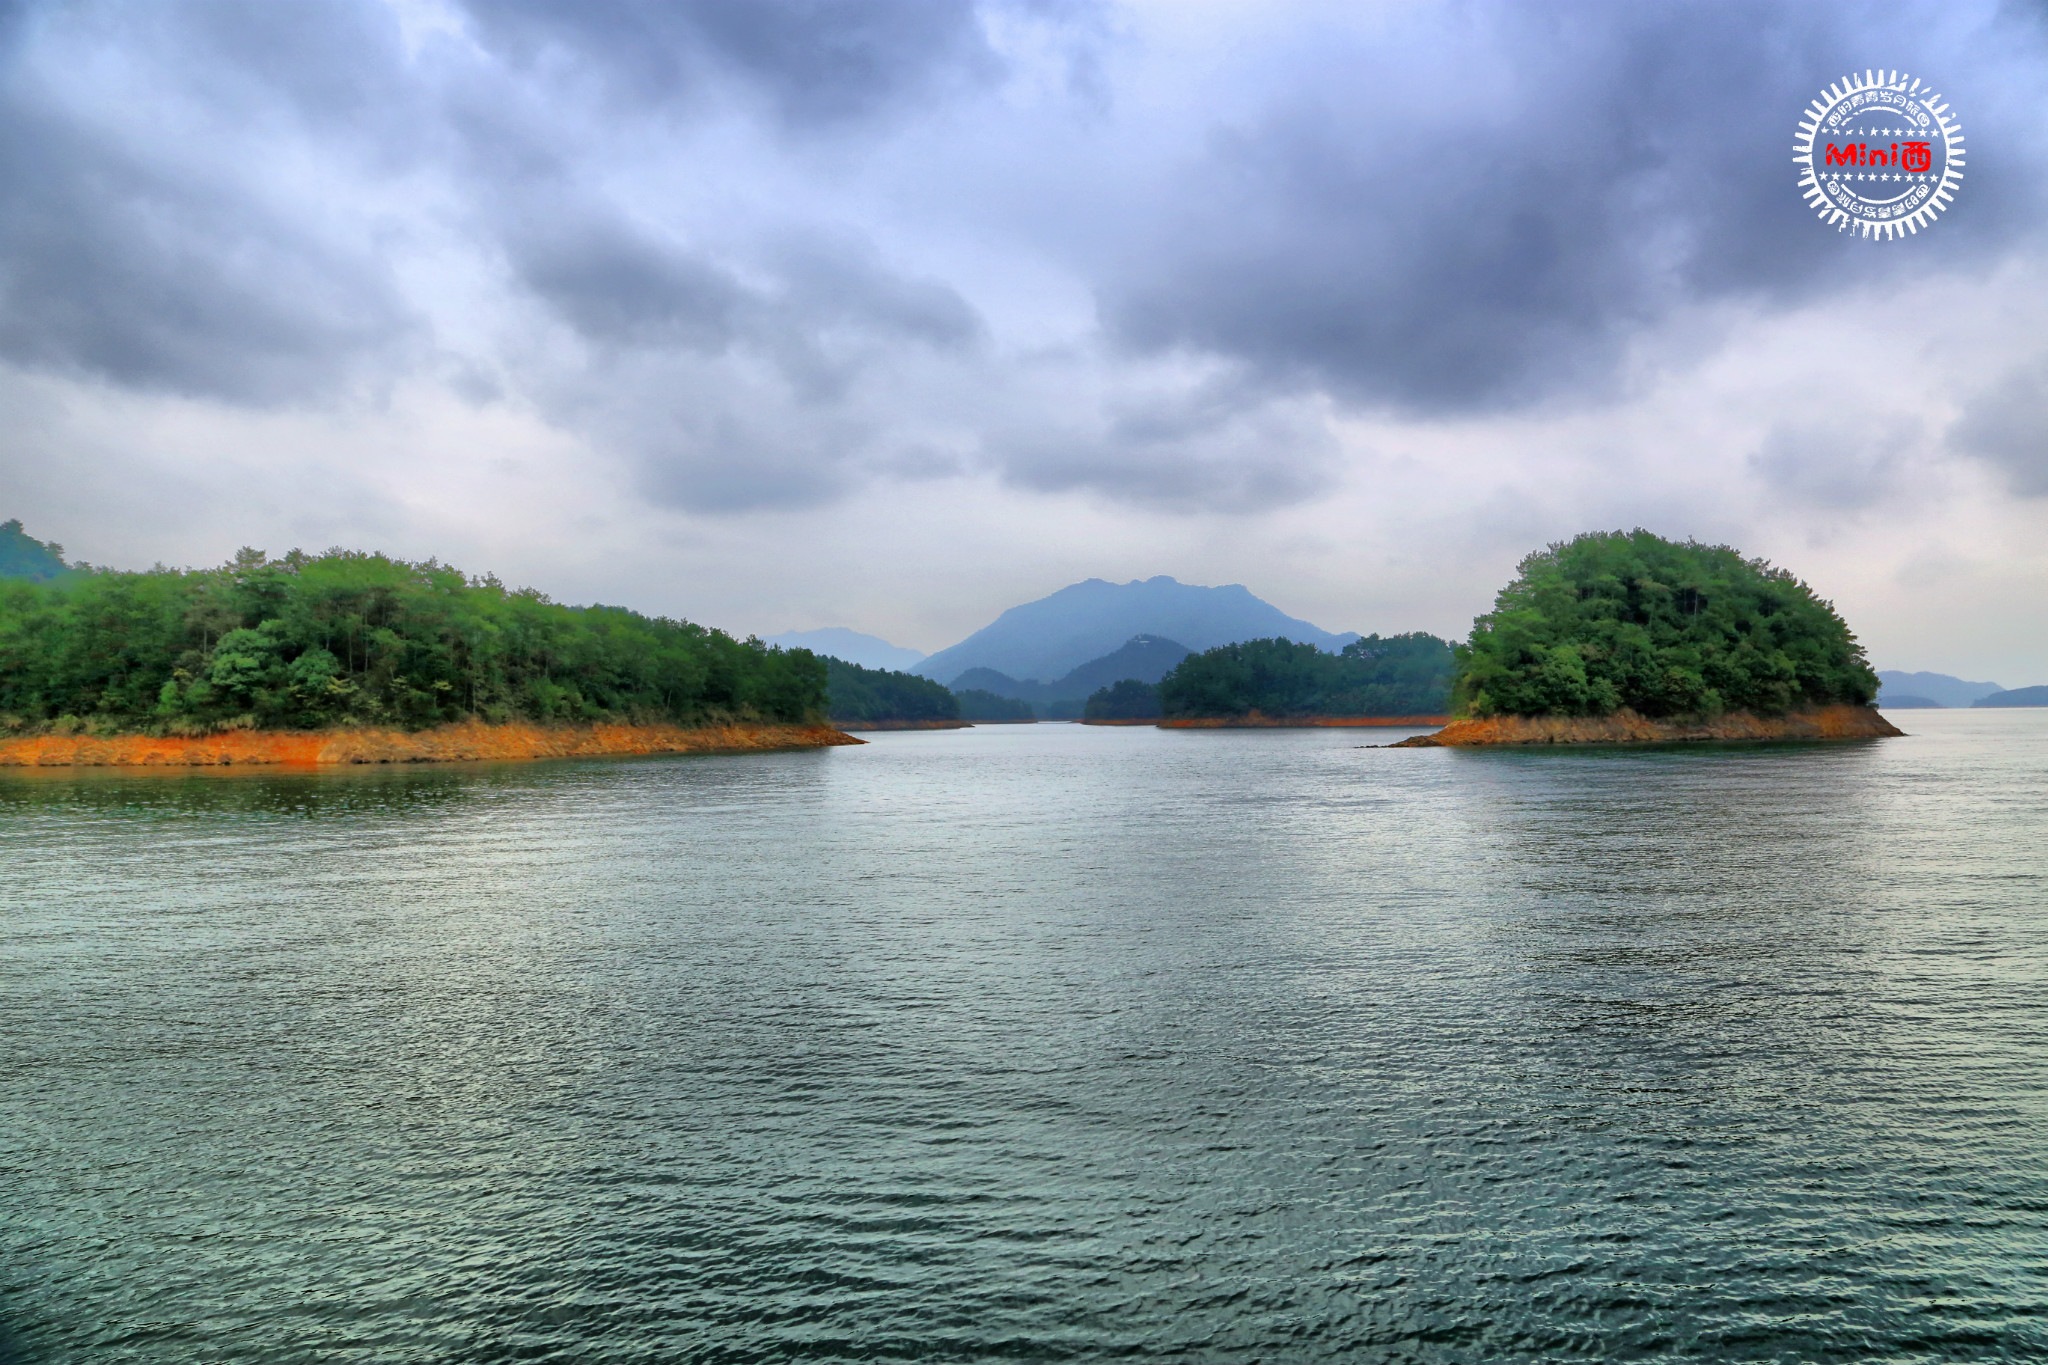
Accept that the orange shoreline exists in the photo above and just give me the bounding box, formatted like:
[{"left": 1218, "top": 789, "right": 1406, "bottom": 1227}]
[
  {"left": 1392, "top": 705, "right": 1903, "bottom": 747},
  {"left": 0, "top": 720, "right": 863, "bottom": 767}
]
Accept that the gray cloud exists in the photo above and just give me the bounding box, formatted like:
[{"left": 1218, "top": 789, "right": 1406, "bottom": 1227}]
[
  {"left": 1, "top": 0, "right": 2045, "bottom": 518},
  {"left": 458, "top": 0, "right": 1008, "bottom": 125},
  {"left": 0, "top": 4, "right": 417, "bottom": 402},
  {"left": 1098, "top": 3, "right": 2048, "bottom": 416},
  {"left": 1950, "top": 361, "right": 2048, "bottom": 494},
  {"left": 1748, "top": 417, "right": 1923, "bottom": 509}
]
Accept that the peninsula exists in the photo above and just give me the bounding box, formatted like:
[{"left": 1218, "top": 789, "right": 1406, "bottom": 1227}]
[
  {"left": 0, "top": 536, "right": 857, "bottom": 766},
  {"left": 1396, "top": 530, "right": 1902, "bottom": 746}
]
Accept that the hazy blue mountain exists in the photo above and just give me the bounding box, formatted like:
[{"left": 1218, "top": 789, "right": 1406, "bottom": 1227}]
[
  {"left": 1051, "top": 635, "right": 1192, "bottom": 698},
  {"left": 1876, "top": 670, "right": 2003, "bottom": 708},
  {"left": 948, "top": 666, "right": 1035, "bottom": 702},
  {"left": 0, "top": 520, "right": 69, "bottom": 582},
  {"left": 916, "top": 577, "right": 1356, "bottom": 684},
  {"left": 764, "top": 627, "right": 925, "bottom": 672},
  {"left": 944, "top": 637, "right": 1195, "bottom": 719},
  {"left": 1972, "top": 685, "right": 2048, "bottom": 708},
  {"left": 1879, "top": 695, "right": 1944, "bottom": 709}
]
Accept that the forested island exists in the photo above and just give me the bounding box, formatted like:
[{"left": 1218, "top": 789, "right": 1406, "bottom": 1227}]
[
  {"left": 1079, "top": 634, "right": 1453, "bottom": 724},
  {"left": 1399, "top": 530, "right": 1901, "bottom": 746},
  {"left": 0, "top": 535, "right": 854, "bottom": 765}
]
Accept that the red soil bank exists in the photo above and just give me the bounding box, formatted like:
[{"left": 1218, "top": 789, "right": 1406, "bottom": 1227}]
[
  {"left": 0, "top": 720, "right": 863, "bottom": 767},
  {"left": 1393, "top": 705, "right": 1903, "bottom": 747}
]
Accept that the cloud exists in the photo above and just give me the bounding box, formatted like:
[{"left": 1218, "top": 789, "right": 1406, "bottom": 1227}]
[
  {"left": 1748, "top": 417, "right": 1925, "bottom": 510},
  {"left": 0, "top": 3, "right": 419, "bottom": 402},
  {"left": 1095, "top": 2, "right": 2048, "bottom": 415},
  {"left": 1950, "top": 359, "right": 2048, "bottom": 495},
  {"left": 0, "top": 0, "right": 2046, "bottom": 525},
  {"left": 456, "top": 0, "right": 1009, "bottom": 125}
]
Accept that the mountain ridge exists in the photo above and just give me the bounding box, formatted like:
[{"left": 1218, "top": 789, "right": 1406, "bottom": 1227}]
[
  {"left": 914, "top": 577, "right": 1357, "bottom": 685},
  {"left": 1876, "top": 669, "right": 2003, "bottom": 708}
]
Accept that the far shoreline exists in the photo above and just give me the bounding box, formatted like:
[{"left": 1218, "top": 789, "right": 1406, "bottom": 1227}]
[{"left": 1081, "top": 714, "right": 1448, "bottom": 728}]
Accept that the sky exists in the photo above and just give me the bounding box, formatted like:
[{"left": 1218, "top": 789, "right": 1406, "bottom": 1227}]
[{"left": 3, "top": 0, "right": 2046, "bottom": 682}]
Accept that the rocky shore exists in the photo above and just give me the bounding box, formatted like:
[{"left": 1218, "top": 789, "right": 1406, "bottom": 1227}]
[
  {"left": 0, "top": 720, "right": 863, "bottom": 767},
  {"left": 1392, "top": 705, "right": 1903, "bottom": 747}
]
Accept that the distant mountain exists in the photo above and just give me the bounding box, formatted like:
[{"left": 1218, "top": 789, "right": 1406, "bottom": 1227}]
[
  {"left": 1972, "top": 685, "right": 2048, "bottom": 708},
  {"left": 1051, "top": 635, "right": 1192, "bottom": 698},
  {"left": 954, "top": 635, "right": 1194, "bottom": 708},
  {"left": 915, "top": 577, "right": 1357, "bottom": 684},
  {"left": 1879, "top": 695, "right": 1944, "bottom": 709},
  {"left": 0, "top": 520, "right": 69, "bottom": 582},
  {"left": 1876, "top": 670, "right": 2002, "bottom": 708},
  {"left": 764, "top": 627, "right": 925, "bottom": 672}
]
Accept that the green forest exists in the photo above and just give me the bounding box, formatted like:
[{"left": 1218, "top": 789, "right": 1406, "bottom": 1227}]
[
  {"left": 956, "top": 688, "right": 1035, "bottom": 722},
  {"left": 0, "top": 520, "right": 71, "bottom": 583},
  {"left": 825, "top": 658, "right": 960, "bottom": 724},
  {"left": 1156, "top": 634, "right": 1455, "bottom": 718},
  {"left": 1083, "top": 678, "right": 1162, "bottom": 720},
  {"left": 1453, "top": 530, "right": 1879, "bottom": 718},
  {"left": 0, "top": 543, "right": 826, "bottom": 735}
]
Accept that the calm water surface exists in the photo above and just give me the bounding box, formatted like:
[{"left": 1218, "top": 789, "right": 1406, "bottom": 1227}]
[{"left": 2, "top": 711, "right": 2045, "bottom": 1362}]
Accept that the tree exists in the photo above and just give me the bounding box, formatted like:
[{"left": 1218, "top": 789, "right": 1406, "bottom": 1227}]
[
  {"left": 1453, "top": 529, "right": 1878, "bottom": 718},
  {"left": 0, "top": 546, "right": 826, "bottom": 734},
  {"left": 1084, "top": 679, "right": 1161, "bottom": 720},
  {"left": 1157, "top": 634, "right": 1453, "bottom": 718}
]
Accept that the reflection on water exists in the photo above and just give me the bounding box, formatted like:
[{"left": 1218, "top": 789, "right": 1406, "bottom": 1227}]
[{"left": 3, "top": 713, "right": 2045, "bottom": 1362}]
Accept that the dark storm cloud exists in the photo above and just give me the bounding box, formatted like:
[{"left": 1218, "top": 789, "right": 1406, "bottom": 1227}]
[
  {"left": 1097, "top": 2, "right": 2048, "bottom": 414},
  {"left": 1, "top": 0, "right": 2045, "bottom": 515},
  {"left": 0, "top": 1, "right": 418, "bottom": 401},
  {"left": 1950, "top": 361, "right": 2048, "bottom": 495},
  {"left": 457, "top": 0, "right": 1005, "bottom": 124}
]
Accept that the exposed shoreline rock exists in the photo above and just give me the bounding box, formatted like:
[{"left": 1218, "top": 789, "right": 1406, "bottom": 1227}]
[
  {"left": 1391, "top": 705, "right": 1903, "bottom": 747},
  {"left": 0, "top": 720, "right": 863, "bottom": 767}
]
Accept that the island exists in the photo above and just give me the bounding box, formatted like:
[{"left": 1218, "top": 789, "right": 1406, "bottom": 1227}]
[
  {"left": 0, "top": 539, "right": 858, "bottom": 766},
  {"left": 1081, "top": 634, "right": 1453, "bottom": 726},
  {"left": 1395, "top": 530, "right": 1902, "bottom": 746}
]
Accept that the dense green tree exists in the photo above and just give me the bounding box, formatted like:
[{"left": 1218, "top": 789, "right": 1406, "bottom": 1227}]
[
  {"left": 825, "top": 657, "right": 960, "bottom": 724},
  {"left": 1453, "top": 530, "right": 1878, "bottom": 718},
  {"left": 1157, "top": 634, "right": 1453, "bottom": 718},
  {"left": 955, "top": 688, "right": 1034, "bottom": 722},
  {"left": 0, "top": 547, "right": 825, "bottom": 734},
  {"left": 1084, "top": 679, "right": 1162, "bottom": 720},
  {"left": 0, "top": 520, "right": 72, "bottom": 582}
]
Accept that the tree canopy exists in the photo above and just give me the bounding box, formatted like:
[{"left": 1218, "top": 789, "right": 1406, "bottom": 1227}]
[
  {"left": 825, "top": 657, "right": 960, "bottom": 724},
  {"left": 955, "top": 688, "right": 1034, "bottom": 722},
  {"left": 1084, "top": 678, "right": 1162, "bottom": 720},
  {"left": 0, "top": 520, "right": 71, "bottom": 583},
  {"left": 1453, "top": 529, "right": 1878, "bottom": 718},
  {"left": 0, "top": 546, "right": 825, "bottom": 735},
  {"left": 1157, "top": 634, "right": 1454, "bottom": 719}
]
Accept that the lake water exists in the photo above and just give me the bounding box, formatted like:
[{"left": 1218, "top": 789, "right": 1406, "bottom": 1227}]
[{"left": 3, "top": 710, "right": 2045, "bottom": 1362}]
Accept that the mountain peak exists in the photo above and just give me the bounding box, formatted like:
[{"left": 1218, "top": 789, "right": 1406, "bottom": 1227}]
[{"left": 914, "top": 577, "right": 1357, "bottom": 685}]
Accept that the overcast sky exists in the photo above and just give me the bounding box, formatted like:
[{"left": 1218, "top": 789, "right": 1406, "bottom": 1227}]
[{"left": 4, "top": 0, "right": 2047, "bottom": 680}]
